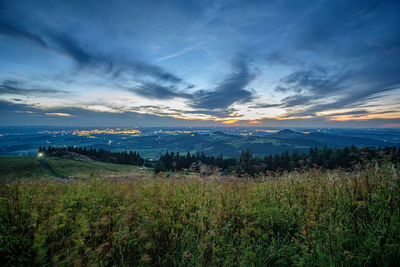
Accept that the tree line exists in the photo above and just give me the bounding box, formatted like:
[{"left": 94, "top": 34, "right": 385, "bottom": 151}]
[
  {"left": 39, "top": 145, "right": 400, "bottom": 176},
  {"left": 39, "top": 146, "right": 148, "bottom": 166},
  {"left": 154, "top": 146, "right": 400, "bottom": 176}
]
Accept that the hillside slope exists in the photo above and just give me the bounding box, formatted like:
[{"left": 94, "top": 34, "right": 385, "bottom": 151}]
[{"left": 0, "top": 156, "right": 150, "bottom": 180}]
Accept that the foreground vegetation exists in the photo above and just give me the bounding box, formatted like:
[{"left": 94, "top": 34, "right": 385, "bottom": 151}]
[{"left": 1, "top": 162, "right": 399, "bottom": 266}]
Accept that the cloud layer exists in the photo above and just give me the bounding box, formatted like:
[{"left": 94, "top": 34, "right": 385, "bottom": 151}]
[{"left": 0, "top": 0, "right": 399, "bottom": 127}]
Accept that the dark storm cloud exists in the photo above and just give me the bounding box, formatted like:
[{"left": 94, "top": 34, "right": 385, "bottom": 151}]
[
  {"left": 191, "top": 59, "right": 254, "bottom": 110},
  {"left": 0, "top": 80, "right": 69, "bottom": 96},
  {"left": 129, "top": 82, "right": 190, "bottom": 100}
]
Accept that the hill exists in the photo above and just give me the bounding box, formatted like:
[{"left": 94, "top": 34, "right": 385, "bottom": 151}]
[
  {"left": 0, "top": 156, "right": 150, "bottom": 180},
  {"left": 273, "top": 129, "right": 303, "bottom": 136}
]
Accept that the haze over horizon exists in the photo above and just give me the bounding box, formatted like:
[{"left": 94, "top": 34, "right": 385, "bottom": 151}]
[{"left": 1, "top": 0, "right": 400, "bottom": 128}]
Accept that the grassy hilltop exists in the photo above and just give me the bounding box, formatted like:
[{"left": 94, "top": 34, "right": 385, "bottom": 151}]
[
  {"left": 0, "top": 156, "right": 149, "bottom": 181},
  {"left": 0, "top": 156, "right": 399, "bottom": 266}
]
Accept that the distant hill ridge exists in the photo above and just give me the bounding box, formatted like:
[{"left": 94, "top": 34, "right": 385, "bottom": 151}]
[{"left": 271, "top": 129, "right": 306, "bottom": 137}]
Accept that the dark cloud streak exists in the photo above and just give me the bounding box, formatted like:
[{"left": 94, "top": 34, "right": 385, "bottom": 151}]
[
  {"left": 129, "top": 82, "right": 190, "bottom": 100},
  {"left": 0, "top": 80, "right": 69, "bottom": 96},
  {"left": 191, "top": 59, "right": 254, "bottom": 110},
  {"left": 249, "top": 103, "right": 281, "bottom": 109},
  {"left": 0, "top": 17, "right": 182, "bottom": 84},
  {"left": 0, "top": 20, "right": 48, "bottom": 48}
]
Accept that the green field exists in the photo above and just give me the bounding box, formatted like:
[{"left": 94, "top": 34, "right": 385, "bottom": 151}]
[
  {"left": 0, "top": 156, "right": 52, "bottom": 180},
  {"left": 45, "top": 157, "right": 150, "bottom": 179},
  {"left": 0, "top": 157, "right": 399, "bottom": 266},
  {"left": 0, "top": 156, "right": 150, "bottom": 180}
]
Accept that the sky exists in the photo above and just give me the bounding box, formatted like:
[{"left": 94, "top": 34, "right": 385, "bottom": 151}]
[{"left": 0, "top": 0, "right": 400, "bottom": 127}]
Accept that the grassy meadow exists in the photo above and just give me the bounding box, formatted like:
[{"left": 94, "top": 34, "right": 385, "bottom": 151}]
[
  {"left": 0, "top": 156, "right": 148, "bottom": 181},
  {"left": 0, "top": 156, "right": 52, "bottom": 180},
  {"left": 0, "top": 157, "right": 399, "bottom": 266},
  {"left": 45, "top": 157, "right": 150, "bottom": 180}
]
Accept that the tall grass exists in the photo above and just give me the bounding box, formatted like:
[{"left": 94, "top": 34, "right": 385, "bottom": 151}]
[{"left": 1, "top": 165, "right": 399, "bottom": 266}]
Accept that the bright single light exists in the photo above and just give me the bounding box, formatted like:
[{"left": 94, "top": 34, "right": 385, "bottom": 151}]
[{"left": 38, "top": 152, "right": 44, "bottom": 157}]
